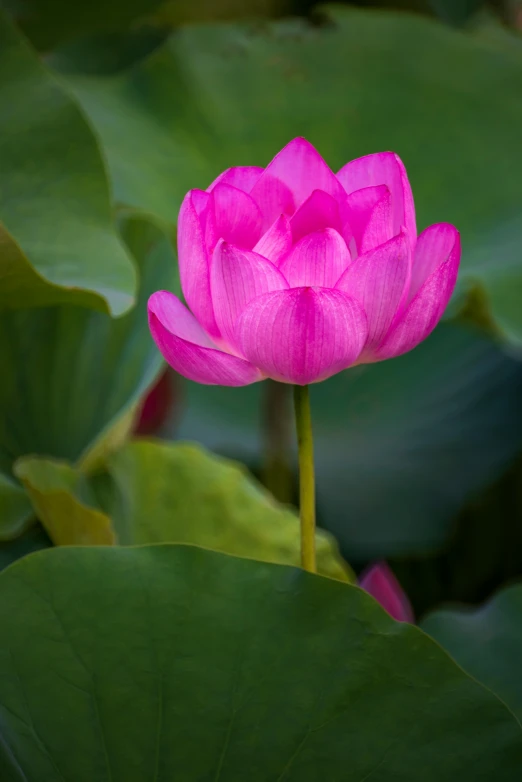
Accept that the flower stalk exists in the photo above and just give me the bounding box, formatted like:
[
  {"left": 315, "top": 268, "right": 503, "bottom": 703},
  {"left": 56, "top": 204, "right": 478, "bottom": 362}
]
[{"left": 293, "top": 384, "right": 316, "bottom": 573}]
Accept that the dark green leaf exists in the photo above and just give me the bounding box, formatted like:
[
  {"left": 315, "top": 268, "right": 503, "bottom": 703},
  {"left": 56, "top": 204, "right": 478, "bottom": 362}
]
[
  {"left": 46, "top": 28, "right": 169, "bottom": 76},
  {"left": 7, "top": 0, "right": 290, "bottom": 51},
  {"left": 422, "top": 584, "right": 522, "bottom": 721},
  {"left": 429, "top": 0, "right": 485, "bottom": 25},
  {"left": 0, "top": 544, "right": 521, "bottom": 780},
  {"left": 0, "top": 523, "right": 51, "bottom": 571},
  {"left": 59, "top": 7, "right": 522, "bottom": 340},
  {"left": 0, "top": 216, "right": 174, "bottom": 485},
  {"left": 2, "top": 0, "right": 165, "bottom": 51},
  {"left": 0, "top": 10, "right": 136, "bottom": 314}
]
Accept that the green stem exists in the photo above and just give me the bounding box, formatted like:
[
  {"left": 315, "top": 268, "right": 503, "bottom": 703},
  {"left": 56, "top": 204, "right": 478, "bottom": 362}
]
[{"left": 293, "top": 384, "right": 316, "bottom": 573}]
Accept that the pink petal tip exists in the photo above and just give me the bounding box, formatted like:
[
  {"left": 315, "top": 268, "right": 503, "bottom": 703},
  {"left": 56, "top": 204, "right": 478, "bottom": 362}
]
[{"left": 359, "top": 562, "right": 414, "bottom": 623}]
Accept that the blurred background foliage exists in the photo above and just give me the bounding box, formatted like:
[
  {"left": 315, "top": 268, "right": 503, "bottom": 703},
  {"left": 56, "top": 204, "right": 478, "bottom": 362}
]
[{"left": 1, "top": 0, "right": 522, "bottom": 627}]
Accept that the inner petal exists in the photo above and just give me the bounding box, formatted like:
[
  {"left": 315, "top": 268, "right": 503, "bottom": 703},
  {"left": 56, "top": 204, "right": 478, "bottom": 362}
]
[
  {"left": 280, "top": 228, "right": 350, "bottom": 288},
  {"left": 337, "top": 152, "right": 416, "bottom": 242},
  {"left": 335, "top": 231, "right": 411, "bottom": 352},
  {"left": 207, "top": 166, "right": 264, "bottom": 193},
  {"left": 211, "top": 183, "right": 263, "bottom": 250},
  {"left": 249, "top": 173, "right": 295, "bottom": 232},
  {"left": 409, "top": 223, "right": 459, "bottom": 302},
  {"left": 210, "top": 240, "right": 289, "bottom": 350},
  {"left": 345, "top": 185, "right": 393, "bottom": 255},
  {"left": 253, "top": 214, "right": 293, "bottom": 266},
  {"left": 255, "top": 137, "right": 345, "bottom": 213},
  {"left": 290, "top": 189, "right": 343, "bottom": 243},
  {"left": 190, "top": 189, "right": 219, "bottom": 254}
]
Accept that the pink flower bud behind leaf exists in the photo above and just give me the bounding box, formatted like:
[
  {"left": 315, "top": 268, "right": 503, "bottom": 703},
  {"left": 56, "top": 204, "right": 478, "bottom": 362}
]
[
  {"left": 359, "top": 562, "right": 415, "bottom": 623},
  {"left": 135, "top": 370, "right": 174, "bottom": 436}
]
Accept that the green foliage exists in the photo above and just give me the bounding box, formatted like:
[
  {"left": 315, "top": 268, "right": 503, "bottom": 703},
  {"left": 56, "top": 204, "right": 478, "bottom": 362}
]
[
  {"left": 391, "top": 454, "right": 522, "bottom": 616},
  {"left": 2, "top": 0, "right": 165, "bottom": 50},
  {"left": 0, "top": 474, "right": 32, "bottom": 540},
  {"left": 0, "top": 545, "right": 521, "bottom": 780},
  {"left": 0, "top": 524, "right": 51, "bottom": 572},
  {"left": 0, "top": 216, "right": 174, "bottom": 536},
  {"left": 0, "top": 11, "right": 136, "bottom": 314},
  {"left": 47, "top": 28, "right": 170, "bottom": 76},
  {"left": 0, "top": 2, "right": 521, "bottom": 773},
  {"left": 6, "top": 0, "right": 292, "bottom": 52},
  {"left": 103, "top": 439, "right": 353, "bottom": 580},
  {"left": 56, "top": 6, "right": 522, "bottom": 342},
  {"left": 422, "top": 584, "right": 522, "bottom": 721},
  {"left": 15, "top": 457, "right": 115, "bottom": 545},
  {"left": 177, "top": 324, "right": 522, "bottom": 559},
  {"left": 10, "top": 442, "right": 353, "bottom": 581},
  {"left": 1, "top": 3, "right": 521, "bottom": 562},
  {"left": 428, "top": 0, "right": 486, "bottom": 25}
]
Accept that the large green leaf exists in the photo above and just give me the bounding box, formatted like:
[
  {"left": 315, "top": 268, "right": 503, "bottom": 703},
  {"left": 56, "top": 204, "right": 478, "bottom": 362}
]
[
  {"left": 0, "top": 545, "right": 521, "bottom": 780},
  {"left": 0, "top": 10, "right": 136, "bottom": 314},
  {"left": 103, "top": 438, "right": 352, "bottom": 581},
  {"left": 58, "top": 6, "right": 522, "bottom": 340},
  {"left": 176, "top": 324, "right": 522, "bottom": 560},
  {"left": 0, "top": 217, "right": 174, "bottom": 535},
  {"left": 422, "top": 584, "right": 522, "bottom": 721}
]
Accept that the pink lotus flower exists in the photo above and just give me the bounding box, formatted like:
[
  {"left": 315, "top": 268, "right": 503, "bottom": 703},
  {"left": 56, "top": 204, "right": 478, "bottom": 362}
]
[
  {"left": 359, "top": 562, "right": 414, "bottom": 623},
  {"left": 148, "top": 138, "right": 460, "bottom": 386}
]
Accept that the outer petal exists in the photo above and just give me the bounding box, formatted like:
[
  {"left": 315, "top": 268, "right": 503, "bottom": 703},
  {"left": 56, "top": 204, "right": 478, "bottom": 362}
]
[
  {"left": 359, "top": 562, "right": 414, "bottom": 623},
  {"left": 253, "top": 214, "right": 292, "bottom": 265},
  {"left": 236, "top": 287, "right": 367, "bottom": 385},
  {"left": 177, "top": 189, "right": 219, "bottom": 337},
  {"left": 148, "top": 291, "right": 261, "bottom": 386},
  {"left": 290, "top": 189, "right": 342, "bottom": 243},
  {"left": 211, "top": 240, "right": 289, "bottom": 349},
  {"left": 345, "top": 185, "right": 393, "bottom": 254},
  {"left": 375, "top": 230, "right": 461, "bottom": 360},
  {"left": 254, "top": 137, "right": 345, "bottom": 211},
  {"left": 249, "top": 173, "right": 295, "bottom": 232},
  {"left": 337, "top": 152, "right": 416, "bottom": 241},
  {"left": 409, "top": 222, "right": 460, "bottom": 301},
  {"left": 335, "top": 231, "right": 411, "bottom": 351},
  {"left": 207, "top": 166, "right": 263, "bottom": 193},
  {"left": 280, "top": 228, "right": 350, "bottom": 288},
  {"left": 211, "top": 183, "right": 262, "bottom": 249}
]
